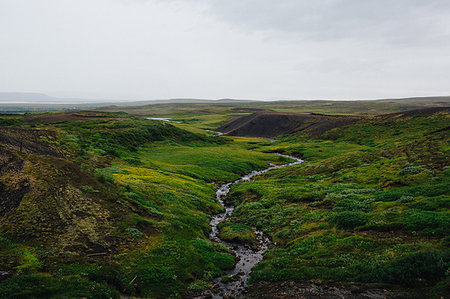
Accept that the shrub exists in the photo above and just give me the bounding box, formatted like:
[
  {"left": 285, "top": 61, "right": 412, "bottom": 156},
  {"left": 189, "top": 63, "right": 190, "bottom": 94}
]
[
  {"left": 409, "top": 196, "right": 450, "bottom": 211},
  {"left": 334, "top": 199, "right": 372, "bottom": 212},
  {"left": 357, "top": 222, "right": 404, "bottom": 232},
  {"left": 404, "top": 211, "right": 450, "bottom": 236},
  {"left": 376, "top": 184, "right": 448, "bottom": 202},
  {"left": 80, "top": 185, "right": 99, "bottom": 193},
  {"left": 329, "top": 211, "right": 369, "bottom": 229},
  {"left": 399, "top": 166, "right": 427, "bottom": 176},
  {"left": 382, "top": 251, "right": 448, "bottom": 286},
  {"left": 123, "top": 157, "right": 142, "bottom": 166},
  {"left": 126, "top": 227, "right": 143, "bottom": 238},
  {"left": 397, "top": 195, "right": 415, "bottom": 203}
]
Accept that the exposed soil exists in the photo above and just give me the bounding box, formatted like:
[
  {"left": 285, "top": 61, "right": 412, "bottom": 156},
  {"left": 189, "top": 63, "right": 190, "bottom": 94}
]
[{"left": 216, "top": 112, "right": 359, "bottom": 138}]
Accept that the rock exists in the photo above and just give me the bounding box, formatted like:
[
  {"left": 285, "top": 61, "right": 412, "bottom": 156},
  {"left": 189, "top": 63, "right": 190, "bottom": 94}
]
[{"left": 350, "top": 285, "right": 361, "bottom": 293}]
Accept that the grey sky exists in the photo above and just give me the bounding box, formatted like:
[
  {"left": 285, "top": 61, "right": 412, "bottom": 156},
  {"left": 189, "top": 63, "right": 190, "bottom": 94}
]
[{"left": 1, "top": 0, "right": 449, "bottom": 100}]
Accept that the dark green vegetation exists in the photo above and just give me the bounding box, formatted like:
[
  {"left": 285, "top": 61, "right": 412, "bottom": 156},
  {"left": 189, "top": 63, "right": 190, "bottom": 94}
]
[{"left": 0, "top": 102, "right": 449, "bottom": 298}]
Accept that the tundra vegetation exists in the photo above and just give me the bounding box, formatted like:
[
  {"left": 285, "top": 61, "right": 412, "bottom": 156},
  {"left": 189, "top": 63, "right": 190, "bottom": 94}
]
[{"left": 0, "top": 102, "right": 448, "bottom": 298}]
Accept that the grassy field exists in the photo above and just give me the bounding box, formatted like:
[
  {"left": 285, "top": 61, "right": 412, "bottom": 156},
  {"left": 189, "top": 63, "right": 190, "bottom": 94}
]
[
  {"left": 225, "top": 109, "right": 449, "bottom": 296},
  {"left": 0, "top": 104, "right": 448, "bottom": 298}
]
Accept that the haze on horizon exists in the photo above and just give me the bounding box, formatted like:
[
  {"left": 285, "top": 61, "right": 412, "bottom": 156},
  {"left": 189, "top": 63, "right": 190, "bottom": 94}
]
[{"left": 1, "top": 0, "right": 450, "bottom": 101}]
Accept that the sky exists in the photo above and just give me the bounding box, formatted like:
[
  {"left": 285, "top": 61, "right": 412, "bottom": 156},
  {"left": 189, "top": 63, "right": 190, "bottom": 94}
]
[{"left": 1, "top": 0, "right": 450, "bottom": 101}]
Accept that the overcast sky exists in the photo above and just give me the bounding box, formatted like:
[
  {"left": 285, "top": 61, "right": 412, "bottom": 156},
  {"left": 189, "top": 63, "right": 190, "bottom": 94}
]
[{"left": 1, "top": 0, "right": 449, "bottom": 101}]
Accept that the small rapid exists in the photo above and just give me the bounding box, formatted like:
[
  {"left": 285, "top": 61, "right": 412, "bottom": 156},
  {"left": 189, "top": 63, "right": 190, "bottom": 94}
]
[{"left": 207, "top": 154, "right": 303, "bottom": 298}]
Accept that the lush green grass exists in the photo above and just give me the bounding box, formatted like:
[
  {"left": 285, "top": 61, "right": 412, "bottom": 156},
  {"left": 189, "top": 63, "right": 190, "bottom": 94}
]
[
  {"left": 137, "top": 142, "right": 280, "bottom": 182},
  {"left": 218, "top": 222, "right": 257, "bottom": 244}
]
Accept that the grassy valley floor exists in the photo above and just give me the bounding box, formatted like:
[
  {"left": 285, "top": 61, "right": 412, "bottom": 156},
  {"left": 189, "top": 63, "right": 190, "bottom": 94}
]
[{"left": 0, "top": 106, "right": 448, "bottom": 298}]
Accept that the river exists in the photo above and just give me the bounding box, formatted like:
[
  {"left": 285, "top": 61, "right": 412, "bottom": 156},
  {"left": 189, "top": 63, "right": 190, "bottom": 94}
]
[{"left": 206, "top": 153, "right": 303, "bottom": 298}]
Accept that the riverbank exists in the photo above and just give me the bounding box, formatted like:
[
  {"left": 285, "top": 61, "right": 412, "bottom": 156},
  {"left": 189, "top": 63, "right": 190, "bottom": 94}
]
[{"left": 205, "top": 154, "right": 303, "bottom": 298}]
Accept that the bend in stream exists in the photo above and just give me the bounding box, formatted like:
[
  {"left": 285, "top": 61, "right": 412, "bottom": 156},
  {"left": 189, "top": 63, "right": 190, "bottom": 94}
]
[{"left": 207, "top": 154, "right": 303, "bottom": 299}]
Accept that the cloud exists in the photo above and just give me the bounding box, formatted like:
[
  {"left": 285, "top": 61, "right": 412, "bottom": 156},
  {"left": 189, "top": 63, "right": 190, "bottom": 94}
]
[
  {"left": 0, "top": 0, "right": 449, "bottom": 100},
  {"left": 190, "top": 0, "right": 450, "bottom": 46}
]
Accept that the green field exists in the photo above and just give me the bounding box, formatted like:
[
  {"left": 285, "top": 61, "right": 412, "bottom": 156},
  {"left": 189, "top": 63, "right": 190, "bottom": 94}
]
[{"left": 0, "top": 102, "right": 448, "bottom": 298}]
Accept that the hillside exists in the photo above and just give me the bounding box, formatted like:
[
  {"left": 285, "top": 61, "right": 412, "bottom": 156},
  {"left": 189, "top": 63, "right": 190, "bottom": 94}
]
[
  {"left": 227, "top": 107, "right": 450, "bottom": 298},
  {"left": 216, "top": 112, "right": 359, "bottom": 138},
  {"left": 0, "top": 111, "right": 282, "bottom": 298}
]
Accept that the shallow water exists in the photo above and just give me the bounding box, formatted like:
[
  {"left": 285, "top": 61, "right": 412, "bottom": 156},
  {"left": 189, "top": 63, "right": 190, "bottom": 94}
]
[
  {"left": 208, "top": 154, "right": 303, "bottom": 298},
  {"left": 146, "top": 117, "right": 181, "bottom": 123}
]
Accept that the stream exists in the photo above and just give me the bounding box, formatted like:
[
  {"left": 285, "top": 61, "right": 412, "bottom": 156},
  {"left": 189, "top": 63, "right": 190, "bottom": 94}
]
[{"left": 206, "top": 153, "right": 304, "bottom": 299}]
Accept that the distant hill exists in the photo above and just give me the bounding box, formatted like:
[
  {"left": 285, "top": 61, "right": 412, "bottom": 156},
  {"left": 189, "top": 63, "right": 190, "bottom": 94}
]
[
  {"left": 0, "top": 92, "right": 61, "bottom": 103},
  {"left": 216, "top": 107, "right": 450, "bottom": 138},
  {"left": 0, "top": 92, "right": 254, "bottom": 112},
  {"left": 216, "top": 112, "right": 359, "bottom": 138},
  {"left": 1, "top": 92, "right": 449, "bottom": 113},
  {"left": 376, "top": 96, "right": 450, "bottom": 103}
]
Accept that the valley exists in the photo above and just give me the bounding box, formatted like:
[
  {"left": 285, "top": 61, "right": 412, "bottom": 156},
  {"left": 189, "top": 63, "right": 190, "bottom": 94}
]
[{"left": 0, "top": 101, "right": 448, "bottom": 298}]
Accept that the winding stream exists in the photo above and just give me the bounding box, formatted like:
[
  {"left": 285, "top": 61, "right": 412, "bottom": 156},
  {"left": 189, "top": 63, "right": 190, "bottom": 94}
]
[{"left": 207, "top": 154, "right": 304, "bottom": 298}]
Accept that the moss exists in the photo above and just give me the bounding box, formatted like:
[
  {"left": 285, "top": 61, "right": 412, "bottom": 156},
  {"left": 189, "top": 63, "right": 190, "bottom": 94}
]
[
  {"left": 0, "top": 274, "right": 120, "bottom": 298},
  {"left": 218, "top": 222, "right": 257, "bottom": 244}
]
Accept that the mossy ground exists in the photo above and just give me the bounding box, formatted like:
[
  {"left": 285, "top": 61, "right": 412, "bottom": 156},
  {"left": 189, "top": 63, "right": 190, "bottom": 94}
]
[
  {"left": 218, "top": 222, "right": 257, "bottom": 244},
  {"left": 225, "top": 110, "right": 449, "bottom": 296}
]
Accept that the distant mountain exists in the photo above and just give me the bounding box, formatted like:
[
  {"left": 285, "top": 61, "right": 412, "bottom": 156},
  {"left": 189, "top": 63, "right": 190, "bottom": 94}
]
[
  {"left": 0, "top": 92, "right": 111, "bottom": 104},
  {"left": 1, "top": 92, "right": 449, "bottom": 113},
  {"left": 376, "top": 96, "right": 450, "bottom": 103},
  {"left": 0, "top": 92, "right": 60, "bottom": 103},
  {"left": 0, "top": 92, "right": 252, "bottom": 106},
  {"left": 0, "top": 92, "right": 258, "bottom": 112}
]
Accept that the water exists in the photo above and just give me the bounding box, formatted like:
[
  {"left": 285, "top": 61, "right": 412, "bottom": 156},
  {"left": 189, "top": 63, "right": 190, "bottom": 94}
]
[
  {"left": 146, "top": 117, "right": 181, "bottom": 123},
  {"left": 207, "top": 154, "right": 303, "bottom": 298}
]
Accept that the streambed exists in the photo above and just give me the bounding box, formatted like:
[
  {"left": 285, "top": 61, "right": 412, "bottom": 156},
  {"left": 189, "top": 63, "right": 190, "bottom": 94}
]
[{"left": 207, "top": 154, "right": 303, "bottom": 298}]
